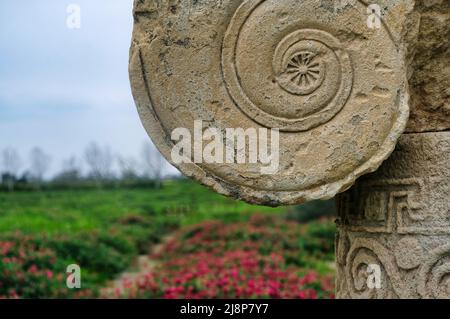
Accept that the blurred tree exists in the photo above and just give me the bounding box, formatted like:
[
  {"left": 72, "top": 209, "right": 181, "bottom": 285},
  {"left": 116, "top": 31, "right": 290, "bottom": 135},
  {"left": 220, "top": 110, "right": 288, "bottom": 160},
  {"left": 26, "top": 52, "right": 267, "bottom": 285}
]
[
  {"left": 53, "top": 156, "right": 83, "bottom": 183},
  {"left": 117, "top": 155, "right": 139, "bottom": 181},
  {"left": 29, "top": 147, "right": 51, "bottom": 183},
  {"left": 63, "top": 156, "right": 83, "bottom": 174},
  {"left": 141, "top": 141, "right": 166, "bottom": 188},
  {"left": 84, "top": 142, "right": 114, "bottom": 182},
  {"left": 1, "top": 147, "right": 22, "bottom": 191}
]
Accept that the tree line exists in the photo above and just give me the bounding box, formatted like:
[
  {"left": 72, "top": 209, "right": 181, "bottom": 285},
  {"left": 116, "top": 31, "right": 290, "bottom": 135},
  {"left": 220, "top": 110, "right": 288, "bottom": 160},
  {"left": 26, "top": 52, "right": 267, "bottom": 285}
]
[{"left": 0, "top": 141, "right": 171, "bottom": 192}]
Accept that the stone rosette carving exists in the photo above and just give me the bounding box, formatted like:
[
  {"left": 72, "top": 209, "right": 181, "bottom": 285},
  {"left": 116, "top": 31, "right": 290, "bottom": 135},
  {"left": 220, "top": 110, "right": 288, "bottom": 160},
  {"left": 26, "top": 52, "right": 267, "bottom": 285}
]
[
  {"left": 336, "top": 132, "right": 450, "bottom": 299},
  {"left": 129, "top": 0, "right": 410, "bottom": 205}
]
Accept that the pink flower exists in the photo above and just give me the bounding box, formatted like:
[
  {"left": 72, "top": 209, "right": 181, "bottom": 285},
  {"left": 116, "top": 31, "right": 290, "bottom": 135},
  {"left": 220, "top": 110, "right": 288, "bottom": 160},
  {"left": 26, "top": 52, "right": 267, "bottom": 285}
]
[{"left": 28, "top": 265, "right": 38, "bottom": 274}]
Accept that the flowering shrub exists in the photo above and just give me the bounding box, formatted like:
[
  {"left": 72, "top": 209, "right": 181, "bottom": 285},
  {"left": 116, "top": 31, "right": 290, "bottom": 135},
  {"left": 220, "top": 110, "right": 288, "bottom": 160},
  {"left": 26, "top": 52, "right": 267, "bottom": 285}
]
[
  {"left": 0, "top": 236, "right": 67, "bottom": 298},
  {"left": 115, "top": 215, "right": 335, "bottom": 299},
  {"left": 1, "top": 215, "right": 335, "bottom": 299},
  {"left": 0, "top": 234, "right": 118, "bottom": 299}
]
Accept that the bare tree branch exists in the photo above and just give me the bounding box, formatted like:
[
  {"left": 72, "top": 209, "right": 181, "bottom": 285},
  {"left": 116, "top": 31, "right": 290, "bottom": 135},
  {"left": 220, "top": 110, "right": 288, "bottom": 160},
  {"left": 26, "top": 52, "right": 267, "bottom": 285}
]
[
  {"left": 29, "top": 147, "right": 51, "bottom": 182},
  {"left": 1, "top": 147, "right": 22, "bottom": 191},
  {"left": 84, "top": 142, "right": 114, "bottom": 181},
  {"left": 141, "top": 141, "right": 167, "bottom": 188},
  {"left": 117, "top": 155, "right": 139, "bottom": 180}
]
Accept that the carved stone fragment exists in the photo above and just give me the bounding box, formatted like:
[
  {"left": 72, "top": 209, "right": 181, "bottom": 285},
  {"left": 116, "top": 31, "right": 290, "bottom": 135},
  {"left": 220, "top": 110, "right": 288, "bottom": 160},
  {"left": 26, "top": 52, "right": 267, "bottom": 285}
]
[
  {"left": 336, "top": 132, "right": 450, "bottom": 299},
  {"left": 130, "top": 0, "right": 411, "bottom": 205},
  {"left": 404, "top": 0, "right": 450, "bottom": 133}
]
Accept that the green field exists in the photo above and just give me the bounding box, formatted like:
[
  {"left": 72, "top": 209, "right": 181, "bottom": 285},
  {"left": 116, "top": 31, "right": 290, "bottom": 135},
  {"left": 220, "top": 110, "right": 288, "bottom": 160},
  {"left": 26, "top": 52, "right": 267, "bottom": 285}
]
[
  {"left": 0, "top": 179, "right": 284, "bottom": 235},
  {"left": 0, "top": 179, "right": 336, "bottom": 298}
]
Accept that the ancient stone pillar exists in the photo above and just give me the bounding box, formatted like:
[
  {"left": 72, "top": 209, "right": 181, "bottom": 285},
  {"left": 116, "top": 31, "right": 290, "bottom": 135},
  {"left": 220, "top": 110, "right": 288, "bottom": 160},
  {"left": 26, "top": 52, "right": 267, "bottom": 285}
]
[
  {"left": 129, "top": 0, "right": 449, "bottom": 299},
  {"left": 336, "top": 132, "right": 450, "bottom": 298},
  {"left": 335, "top": 1, "right": 449, "bottom": 299}
]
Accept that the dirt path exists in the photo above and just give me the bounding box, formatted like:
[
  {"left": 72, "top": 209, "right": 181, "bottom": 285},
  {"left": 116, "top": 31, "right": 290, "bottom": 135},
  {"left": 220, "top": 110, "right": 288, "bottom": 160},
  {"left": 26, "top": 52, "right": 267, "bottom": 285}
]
[{"left": 101, "top": 234, "right": 174, "bottom": 297}]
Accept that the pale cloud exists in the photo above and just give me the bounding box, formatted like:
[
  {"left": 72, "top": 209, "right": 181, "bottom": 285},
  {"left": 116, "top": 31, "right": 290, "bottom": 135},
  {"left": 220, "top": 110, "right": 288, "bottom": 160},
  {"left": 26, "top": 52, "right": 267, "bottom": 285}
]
[{"left": 0, "top": 0, "right": 178, "bottom": 177}]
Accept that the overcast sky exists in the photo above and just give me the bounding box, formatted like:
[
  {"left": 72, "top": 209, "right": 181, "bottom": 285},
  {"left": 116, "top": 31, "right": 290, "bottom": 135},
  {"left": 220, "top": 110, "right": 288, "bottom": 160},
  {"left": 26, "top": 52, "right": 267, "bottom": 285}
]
[{"left": 0, "top": 0, "right": 176, "bottom": 176}]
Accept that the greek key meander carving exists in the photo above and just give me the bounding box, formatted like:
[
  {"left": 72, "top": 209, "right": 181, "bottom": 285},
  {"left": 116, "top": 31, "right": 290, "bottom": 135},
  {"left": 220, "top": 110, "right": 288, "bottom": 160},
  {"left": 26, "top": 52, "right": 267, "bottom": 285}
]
[
  {"left": 336, "top": 132, "right": 450, "bottom": 299},
  {"left": 337, "top": 178, "right": 450, "bottom": 235}
]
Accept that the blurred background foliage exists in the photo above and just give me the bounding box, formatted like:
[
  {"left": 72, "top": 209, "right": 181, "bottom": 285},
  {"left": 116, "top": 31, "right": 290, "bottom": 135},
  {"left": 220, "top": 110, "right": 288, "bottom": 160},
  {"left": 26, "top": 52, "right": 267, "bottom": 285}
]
[{"left": 0, "top": 177, "right": 336, "bottom": 298}]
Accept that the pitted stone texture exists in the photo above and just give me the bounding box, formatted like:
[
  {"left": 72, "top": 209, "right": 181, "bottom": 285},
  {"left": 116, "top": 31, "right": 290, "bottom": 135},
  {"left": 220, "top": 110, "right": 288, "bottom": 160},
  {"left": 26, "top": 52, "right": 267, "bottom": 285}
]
[
  {"left": 404, "top": 0, "right": 450, "bottom": 133},
  {"left": 336, "top": 132, "right": 450, "bottom": 299},
  {"left": 130, "top": 0, "right": 410, "bottom": 205}
]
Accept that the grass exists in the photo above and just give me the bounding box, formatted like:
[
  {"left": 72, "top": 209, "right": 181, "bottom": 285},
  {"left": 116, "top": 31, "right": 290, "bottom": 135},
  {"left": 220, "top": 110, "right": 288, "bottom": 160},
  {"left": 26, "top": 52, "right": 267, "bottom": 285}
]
[
  {"left": 0, "top": 179, "right": 336, "bottom": 298},
  {"left": 0, "top": 179, "right": 284, "bottom": 236}
]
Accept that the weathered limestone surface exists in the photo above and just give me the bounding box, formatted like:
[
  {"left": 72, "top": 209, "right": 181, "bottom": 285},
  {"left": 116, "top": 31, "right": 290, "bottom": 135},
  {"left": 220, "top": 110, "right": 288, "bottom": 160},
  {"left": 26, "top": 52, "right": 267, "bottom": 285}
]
[
  {"left": 404, "top": 0, "right": 450, "bottom": 133},
  {"left": 336, "top": 132, "right": 450, "bottom": 298},
  {"left": 335, "top": 0, "right": 450, "bottom": 299},
  {"left": 130, "top": 0, "right": 410, "bottom": 205},
  {"left": 130, "top": 0, "right": 449, "bottom": 299}
]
